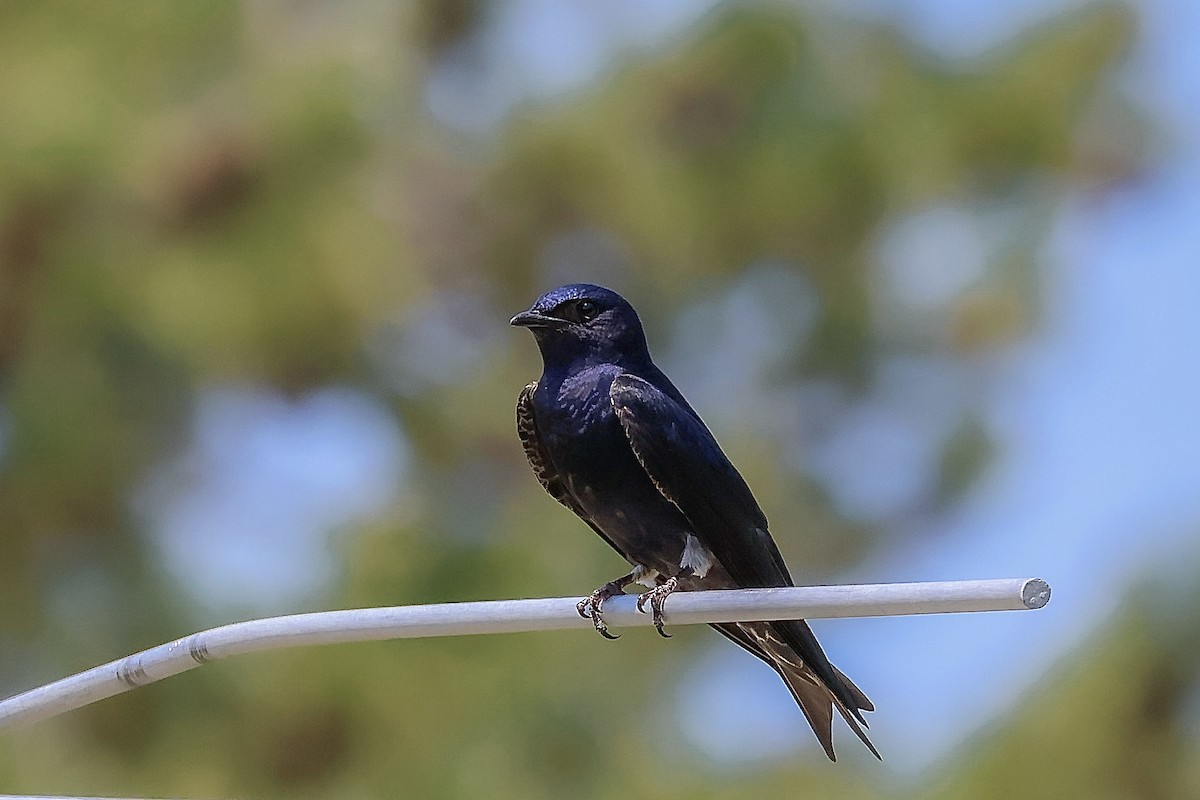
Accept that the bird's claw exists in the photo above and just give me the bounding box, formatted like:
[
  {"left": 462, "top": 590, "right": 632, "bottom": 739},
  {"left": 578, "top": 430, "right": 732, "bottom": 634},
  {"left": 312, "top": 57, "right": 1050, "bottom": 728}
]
[
  {"left": 577, "top": 579, "right": 630, "bottom": 640},
  {"left": 636, "top": 577, "right": 679, "bottom": 638}
]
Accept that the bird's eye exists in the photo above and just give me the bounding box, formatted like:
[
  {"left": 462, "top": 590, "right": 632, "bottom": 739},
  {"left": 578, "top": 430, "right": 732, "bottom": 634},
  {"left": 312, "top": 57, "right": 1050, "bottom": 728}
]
[
  {"left": 551, "top": 297, "right": 603, "bottom": 324},
  {"left": 576, "top": 299, "right": 599, "bottom": 322}
]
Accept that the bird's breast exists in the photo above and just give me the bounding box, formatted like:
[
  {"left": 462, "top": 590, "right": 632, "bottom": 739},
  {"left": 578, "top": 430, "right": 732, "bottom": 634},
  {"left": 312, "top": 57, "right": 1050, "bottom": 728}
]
[{"left": 534, "top": 367, "right": 698, "bottom": 576}]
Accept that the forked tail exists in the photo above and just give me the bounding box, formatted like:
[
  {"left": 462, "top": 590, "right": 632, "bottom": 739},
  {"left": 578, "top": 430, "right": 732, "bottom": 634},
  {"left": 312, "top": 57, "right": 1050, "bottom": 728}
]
[{"left": 712, "top": 621, "right": 879, "bottom": 761}]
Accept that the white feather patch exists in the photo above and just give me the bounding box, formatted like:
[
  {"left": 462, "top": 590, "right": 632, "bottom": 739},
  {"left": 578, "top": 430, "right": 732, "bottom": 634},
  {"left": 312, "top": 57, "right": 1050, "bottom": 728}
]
[
  {"left": 632, "top": 564, "right": 660, "bottom": 588},
  {"left": 680, "top": 534, "right": 714, "bottom": 578}
]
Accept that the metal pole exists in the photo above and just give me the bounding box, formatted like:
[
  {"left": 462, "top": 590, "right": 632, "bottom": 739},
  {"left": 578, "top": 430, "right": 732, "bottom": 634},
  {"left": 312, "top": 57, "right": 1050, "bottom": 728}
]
[{"left": 0, "top": 578, "right": 1049, "bottom": 730}]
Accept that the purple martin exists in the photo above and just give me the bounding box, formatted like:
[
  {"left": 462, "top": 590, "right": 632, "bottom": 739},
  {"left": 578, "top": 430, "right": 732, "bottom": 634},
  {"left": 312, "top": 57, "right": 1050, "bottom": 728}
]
[{"left": 511, "top": 283, "right": 878, "bottom": 761}]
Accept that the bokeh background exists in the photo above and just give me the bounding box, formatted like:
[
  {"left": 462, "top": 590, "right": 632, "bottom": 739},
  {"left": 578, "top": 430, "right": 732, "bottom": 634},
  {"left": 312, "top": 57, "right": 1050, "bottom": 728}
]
[{"left": 2, "top": 1, "right": 1199, "bottom": 797}]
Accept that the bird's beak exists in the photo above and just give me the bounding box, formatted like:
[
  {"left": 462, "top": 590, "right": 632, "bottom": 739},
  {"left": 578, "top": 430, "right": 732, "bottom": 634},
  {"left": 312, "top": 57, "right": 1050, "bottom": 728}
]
[{"left": 510, "top": 310, "right": 561, "bottom": 329}]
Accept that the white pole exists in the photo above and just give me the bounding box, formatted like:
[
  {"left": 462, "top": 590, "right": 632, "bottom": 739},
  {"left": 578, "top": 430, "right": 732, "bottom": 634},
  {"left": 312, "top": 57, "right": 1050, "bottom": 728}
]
[{"left": 0, "top": 578, "right": 1049, "bottom": 730}]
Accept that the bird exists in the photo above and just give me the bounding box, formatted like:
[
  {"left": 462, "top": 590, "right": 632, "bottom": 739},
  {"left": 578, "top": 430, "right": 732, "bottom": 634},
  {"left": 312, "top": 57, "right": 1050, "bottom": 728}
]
[{"left": 510, "top": 283, "right": 878, "bottom": 761}]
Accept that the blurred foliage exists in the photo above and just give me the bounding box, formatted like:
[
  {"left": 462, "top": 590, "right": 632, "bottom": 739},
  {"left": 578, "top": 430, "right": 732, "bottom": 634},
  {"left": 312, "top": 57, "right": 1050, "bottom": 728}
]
[
  {"left": 0, "top": 2, "right": 1191, "bottom": 798},
  {"left": 929, "top": 569, "right": 1200, "bottom": 800}
]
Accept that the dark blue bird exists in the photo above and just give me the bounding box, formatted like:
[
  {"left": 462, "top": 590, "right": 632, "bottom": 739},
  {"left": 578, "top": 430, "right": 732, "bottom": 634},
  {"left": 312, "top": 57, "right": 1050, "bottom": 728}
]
[{"left": 511, "top": 283, "right": 878, "bottom": 761}]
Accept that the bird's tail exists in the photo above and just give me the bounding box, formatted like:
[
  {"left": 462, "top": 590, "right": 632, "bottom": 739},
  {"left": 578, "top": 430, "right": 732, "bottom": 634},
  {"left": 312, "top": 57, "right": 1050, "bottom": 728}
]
[
  {"left": 775, "top": 651, "right": 879, "bottom": 762},
  {"left": 713, "top": 622, "right": 879, "bottom": 761}
]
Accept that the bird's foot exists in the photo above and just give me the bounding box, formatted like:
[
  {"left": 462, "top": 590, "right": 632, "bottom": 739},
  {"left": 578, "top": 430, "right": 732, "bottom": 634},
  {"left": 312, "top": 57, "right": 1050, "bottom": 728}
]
[
  {"left": 636, "top": 576, "right": 679, "bottom": 638},
  {"left": 577, "top": 576, "right": 634, "bottom": 640}
]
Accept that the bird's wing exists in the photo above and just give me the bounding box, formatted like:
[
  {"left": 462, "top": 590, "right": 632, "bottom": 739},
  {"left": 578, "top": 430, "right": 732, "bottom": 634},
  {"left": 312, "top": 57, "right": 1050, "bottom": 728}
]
[
  {"left": 517, "top": 382, "right": 627, "bottom": 559},
  {"left": 610, "top": 373, "right": 874, "bottom": 731},
  {"left": 608, "top": 373, "right": 791, "bottom": 588}
]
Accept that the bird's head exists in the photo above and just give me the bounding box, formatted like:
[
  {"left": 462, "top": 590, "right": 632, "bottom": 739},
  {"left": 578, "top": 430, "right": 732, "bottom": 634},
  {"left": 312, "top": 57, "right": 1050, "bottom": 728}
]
[{"left": 511, "top": 283, "right": 651, "bottom": 370}]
